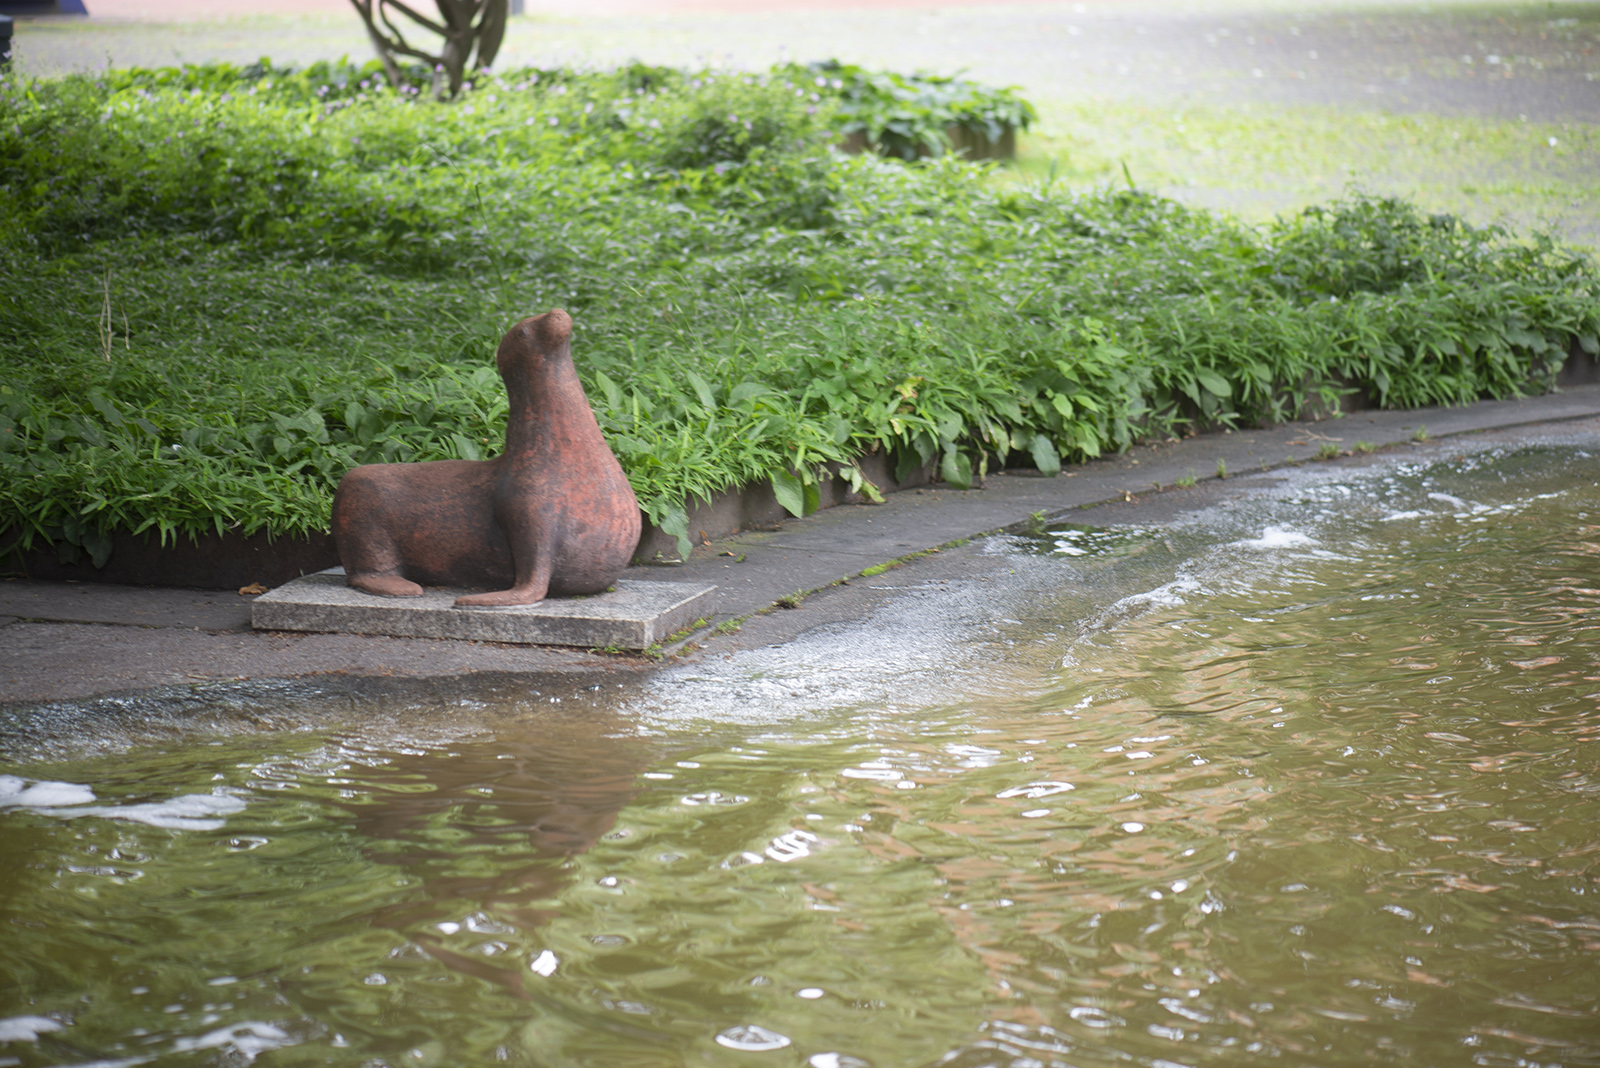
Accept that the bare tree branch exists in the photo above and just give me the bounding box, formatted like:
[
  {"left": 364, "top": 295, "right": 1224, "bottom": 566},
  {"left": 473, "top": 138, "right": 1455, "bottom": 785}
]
[
  {"left": 377, "top": 4, "right": 426, "bottom": 59},
  {"left": 351, "top": 0, "right": 509, "bottom": 100},
  {"left": 347, "top": 0, "right": 403, "bottom": 87},
  {"left": 379, "top": 0, "right": 450, "bottom": 38}
]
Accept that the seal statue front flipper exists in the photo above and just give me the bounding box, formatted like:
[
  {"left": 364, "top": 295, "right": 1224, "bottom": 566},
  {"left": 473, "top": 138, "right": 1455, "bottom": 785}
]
[{"left": 453, "top": 510, "right": 556, "bottom": 607}]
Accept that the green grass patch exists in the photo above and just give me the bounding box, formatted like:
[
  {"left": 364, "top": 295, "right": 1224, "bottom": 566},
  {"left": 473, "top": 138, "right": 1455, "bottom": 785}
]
[
  {"left": 1015, "top": 98, "right": 1600, "bottom": 251},
  {"left": 2, "top": 59, "right": 1597, "bottom": 565}
]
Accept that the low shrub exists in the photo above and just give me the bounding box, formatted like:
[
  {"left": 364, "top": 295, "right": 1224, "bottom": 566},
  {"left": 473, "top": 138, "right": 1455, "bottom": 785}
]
[{"left": 798, "top": 60, "right": 1036, "bottom": 159}]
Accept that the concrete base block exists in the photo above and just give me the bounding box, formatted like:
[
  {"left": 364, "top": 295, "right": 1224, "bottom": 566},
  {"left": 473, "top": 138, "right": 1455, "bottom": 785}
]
[{"left": 252, "top": 569, "right": 715, "bottom": 650}]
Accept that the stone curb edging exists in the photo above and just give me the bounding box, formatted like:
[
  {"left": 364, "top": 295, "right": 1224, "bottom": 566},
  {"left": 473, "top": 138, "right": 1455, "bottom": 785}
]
[
  {"left": 0, "top": 450, "right": 935, "bottom": 591},
  {"left": 6, "top": 346, "right": 1598, "bottom": 591}
]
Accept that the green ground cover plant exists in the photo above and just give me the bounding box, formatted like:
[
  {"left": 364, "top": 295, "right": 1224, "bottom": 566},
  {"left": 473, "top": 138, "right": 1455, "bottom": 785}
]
[
  {"left": 809, "top": 60, "right": 1036, "bottom": 159},
  {"left": 2, "top": 58, "right": 1597, "bottom": 564}
]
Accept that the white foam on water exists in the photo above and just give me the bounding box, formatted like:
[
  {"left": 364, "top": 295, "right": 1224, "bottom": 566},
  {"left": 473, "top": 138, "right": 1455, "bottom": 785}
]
[
  {"left": 171, "top": 1022, "right": 293, "bottom": 1062},
  {"left": 1079, "top": 575, "right": 1200, "bottom": 632},
  {"left": 1143, "top": 576, "right": 1203, "bottom": 607},
  {"left": 1092, "top": 576, "right": 1203, "bottom": 622},
  {"left": 1235, "top": 527, "right": 1315, "bottom": 551},
  {"left": 1056, "top": 573, "right": 1207, "bottom": 671},
  {"left": 0, "top": 776, "right": 96, "bottom": 809},
  {"left": 1427, "top": 492, "right": 1472, "bottom": 509},
  {"left": 28, "top": 791, "right": 246, "bottom": 832},
  {"left": 632, "top": 577, "right": 986, "bottom": 728},
  {"left": 765, "top": 829, "right": 819, "bottom": 863},
  {"left": 716, "top": 1024, "right": 791, "bottom": 1051},
  {"left": 0, "top": 1015, "right": 63, "bottom": 1042}
]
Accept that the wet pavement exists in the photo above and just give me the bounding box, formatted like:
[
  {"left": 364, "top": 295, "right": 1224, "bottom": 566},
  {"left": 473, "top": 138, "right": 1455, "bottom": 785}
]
[{"left": 6, "top": 384, "right": 1600, "bottom": 707}]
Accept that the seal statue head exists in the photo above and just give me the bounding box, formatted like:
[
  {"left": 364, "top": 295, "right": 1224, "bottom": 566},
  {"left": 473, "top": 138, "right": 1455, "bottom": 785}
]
[{"left": 496, "top": 308, "right": 573, "bottom": 393}]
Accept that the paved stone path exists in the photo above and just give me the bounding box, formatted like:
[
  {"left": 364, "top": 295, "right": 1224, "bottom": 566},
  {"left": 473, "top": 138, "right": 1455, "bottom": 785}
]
[{"left": 7, "top": 386, "right": 1600, "bottom": 708}]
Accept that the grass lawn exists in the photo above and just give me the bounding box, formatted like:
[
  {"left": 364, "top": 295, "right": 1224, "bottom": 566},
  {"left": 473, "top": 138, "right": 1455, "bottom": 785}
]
[{"left": 1019, "top": 98, "right": 1600, "bottom": 252}]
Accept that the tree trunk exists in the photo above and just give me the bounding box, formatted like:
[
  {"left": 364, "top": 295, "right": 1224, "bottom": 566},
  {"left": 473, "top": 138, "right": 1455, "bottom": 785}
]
[
  {"left": 474, "top": 0, "right": 507, "bottom": 71},
  {"left": 347, "top": 0, "right": 509, "bottom": 100}
]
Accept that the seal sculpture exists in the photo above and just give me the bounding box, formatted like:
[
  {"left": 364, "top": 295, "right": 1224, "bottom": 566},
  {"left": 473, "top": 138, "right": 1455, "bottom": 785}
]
[{"left": 331, "top": 309, "right": 641, "bottom": 607}]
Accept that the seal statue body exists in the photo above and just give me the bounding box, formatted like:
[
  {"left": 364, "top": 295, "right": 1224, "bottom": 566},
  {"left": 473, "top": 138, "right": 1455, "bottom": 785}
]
[{"left": 331, "top": 309, "right": 641, "bottom": 607}]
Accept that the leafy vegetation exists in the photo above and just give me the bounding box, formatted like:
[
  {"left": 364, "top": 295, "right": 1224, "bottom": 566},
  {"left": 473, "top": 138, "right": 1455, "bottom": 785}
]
[
  {"left": 1, "top": 59, "right": 1596, "bottom": 565},
  {"left": 806, "top": 60, "right": 1036, "bottom": 160}
]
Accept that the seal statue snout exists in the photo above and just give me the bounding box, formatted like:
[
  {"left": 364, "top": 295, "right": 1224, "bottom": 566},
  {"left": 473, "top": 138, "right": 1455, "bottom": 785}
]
[
  {"left": 529, "top": 307, "right": 572, "bottom": 348},
  {"left": 331, "top": 309, "right": 641, "bottom": 607},
  {"left": 498, "top": 308, "right": 573, "bottom": 377}
]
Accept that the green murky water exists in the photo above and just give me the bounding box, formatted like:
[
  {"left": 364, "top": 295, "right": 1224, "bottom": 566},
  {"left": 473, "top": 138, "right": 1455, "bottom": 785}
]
[{"left": 3, "top": 442, "right": 1598, "bottom": 1067}]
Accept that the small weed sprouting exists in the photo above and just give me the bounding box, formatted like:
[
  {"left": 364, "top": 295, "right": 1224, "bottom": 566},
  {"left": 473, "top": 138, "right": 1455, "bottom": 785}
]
[
  {"left": 664, "top": 618, "right": 710, "bottom": 644},
  {"left": 1353, "top": 440, "right": 1377, "bottom": 454},
  {"left": 1315, "top": 443, "right": 1343, "bottom": 461},
  {"left": 592, "top": 615, "right": 707, "bottom": 658},
  {"left": 1215, "top": 458, "right": 1227, "bottom": 479},
  {"left": 713, "top": 618, "right": 743, "bottom": 636},
  {"left": 1175, "top": 472, "right": 1197, "bottom": 488},
  {"left": 1412, "top": 425, "right": 1430, "bottom": 443},
  {"left": 774, "top": 590, "right": 806, "bottom": 609}
]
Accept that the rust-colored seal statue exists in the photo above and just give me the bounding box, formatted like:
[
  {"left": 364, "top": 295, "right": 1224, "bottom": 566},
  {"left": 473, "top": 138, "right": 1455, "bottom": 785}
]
[{"left": 331, "top": 309, "right": 641, "bottom": 607}]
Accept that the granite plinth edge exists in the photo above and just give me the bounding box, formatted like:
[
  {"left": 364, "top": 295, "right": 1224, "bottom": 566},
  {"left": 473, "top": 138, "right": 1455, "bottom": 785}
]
[{"left": 251, "top": 569, "right": 715, "bottom": 649}]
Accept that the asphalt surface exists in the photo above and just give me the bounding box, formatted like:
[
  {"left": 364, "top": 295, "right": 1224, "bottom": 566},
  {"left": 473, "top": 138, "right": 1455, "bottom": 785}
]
[
  {"left": 7, "top": 384, "right": 1600, "bottom": 709},
  {"left": 16, "top": 2, "right": 1600, "bottom": 124}
]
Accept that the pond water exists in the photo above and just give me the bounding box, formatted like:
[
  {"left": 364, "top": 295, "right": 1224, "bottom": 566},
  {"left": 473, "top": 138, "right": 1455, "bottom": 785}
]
[{"left": 2, "top": 441, "right": 1598, "bottom": 1068}]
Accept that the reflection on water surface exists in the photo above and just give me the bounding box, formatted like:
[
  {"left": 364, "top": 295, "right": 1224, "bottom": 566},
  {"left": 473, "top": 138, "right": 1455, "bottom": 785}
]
[{"left": 2, "top": 442, "right": 1598, "bottom": 1067}]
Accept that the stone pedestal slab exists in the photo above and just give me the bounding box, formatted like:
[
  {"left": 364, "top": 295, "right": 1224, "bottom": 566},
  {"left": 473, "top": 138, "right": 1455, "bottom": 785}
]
[{"left": 252, "top": 569, "right": 714, "bottom": 650}]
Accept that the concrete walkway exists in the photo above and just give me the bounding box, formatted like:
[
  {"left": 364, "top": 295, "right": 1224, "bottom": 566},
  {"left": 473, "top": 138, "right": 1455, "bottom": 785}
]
[{"left": 6, "top": 384, "right": 1600, "bottom": 708}]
